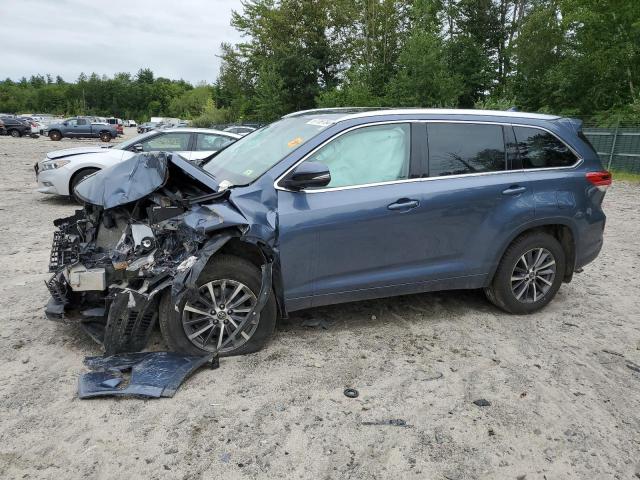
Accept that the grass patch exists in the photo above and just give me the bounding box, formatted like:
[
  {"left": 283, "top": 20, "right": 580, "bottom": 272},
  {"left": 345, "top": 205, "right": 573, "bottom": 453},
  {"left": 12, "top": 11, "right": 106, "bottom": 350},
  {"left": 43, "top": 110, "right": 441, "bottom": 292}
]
[{"left": 611, "top": 170, "right": 640, "bottom": 184}]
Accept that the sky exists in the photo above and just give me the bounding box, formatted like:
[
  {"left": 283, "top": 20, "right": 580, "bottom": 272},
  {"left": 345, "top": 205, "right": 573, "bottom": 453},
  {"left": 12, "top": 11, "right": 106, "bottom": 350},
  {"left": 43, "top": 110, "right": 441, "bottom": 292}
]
[{"left": 0, "top": 0, "right": 244, "bottom": 84}]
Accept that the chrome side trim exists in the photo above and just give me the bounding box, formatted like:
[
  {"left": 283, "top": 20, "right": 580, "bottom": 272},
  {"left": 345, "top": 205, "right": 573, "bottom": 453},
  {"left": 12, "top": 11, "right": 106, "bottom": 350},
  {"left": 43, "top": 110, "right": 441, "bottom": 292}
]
[{"left": 274, "top": 120, "right": 583, "bottom": 194}]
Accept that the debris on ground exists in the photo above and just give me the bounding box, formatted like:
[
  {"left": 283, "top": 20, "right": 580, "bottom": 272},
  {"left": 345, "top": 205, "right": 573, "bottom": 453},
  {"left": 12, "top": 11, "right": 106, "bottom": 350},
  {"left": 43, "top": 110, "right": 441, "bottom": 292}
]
[
  {"left": 343, "top": 388, "right": 359, "bottom": 398},
  {"left": 361, "top": 419, "right": 411, "bottom": 427},
  {"left": 473, "top": 399, "right": 491, "bottom": 407},
  {"left": 78, "top": 351, "right": 218, "bottom": 399},
  {"left": 301, "top": 317, "right": 330, "bottom": 329},
  {"left": 602, "top": 349, "right": 624, "bottom": 357},
  {"left": 626, "top": 361, "right": 640, "bottom": 374}
]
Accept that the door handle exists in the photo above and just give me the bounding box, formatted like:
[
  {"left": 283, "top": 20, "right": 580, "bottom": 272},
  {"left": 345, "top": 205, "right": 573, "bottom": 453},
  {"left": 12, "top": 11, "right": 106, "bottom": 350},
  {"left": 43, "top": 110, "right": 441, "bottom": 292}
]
[
  {"left": 387, "top": 198, "right": 420, "bottom": 211},
  {"left": 502, "top": 185, "right": 527, "bottom": 196}
]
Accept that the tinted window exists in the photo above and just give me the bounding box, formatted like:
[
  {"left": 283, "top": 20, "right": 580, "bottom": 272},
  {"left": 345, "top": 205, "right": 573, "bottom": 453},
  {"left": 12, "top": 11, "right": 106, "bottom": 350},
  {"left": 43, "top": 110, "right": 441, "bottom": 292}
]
[
  {"left": 427, "top": 123, "right": 505, "bottom": 176},
  {"left": 514, "top": 126, "right": 577, "bottom": 168},
  {"left": 196, "top": 133, "right": 234, "bottom": 151},
  {"left": 305, "top": 123, "right": 410, "bottom": 188},
  {"left": 140, "top": 132, "right": 190, "bottom": 152},
  {"left": 77, "top": 118, "right": 87, "bottom": 126}
]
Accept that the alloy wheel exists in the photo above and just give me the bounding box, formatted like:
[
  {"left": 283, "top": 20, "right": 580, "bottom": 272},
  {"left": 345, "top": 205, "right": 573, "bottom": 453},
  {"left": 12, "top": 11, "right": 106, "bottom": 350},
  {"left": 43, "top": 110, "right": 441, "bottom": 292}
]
[
  {"left": 182, "top": 279, "right": 258, "bottom": 353},
  {"left": 510, "top": 247, "right": 556, "bottom": 303}
]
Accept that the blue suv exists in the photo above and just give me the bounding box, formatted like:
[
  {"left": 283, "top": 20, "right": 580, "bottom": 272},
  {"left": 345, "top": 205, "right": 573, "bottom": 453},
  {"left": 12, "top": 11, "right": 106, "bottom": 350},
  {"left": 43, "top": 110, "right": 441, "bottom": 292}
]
[{"left": 46, "top": 108, "right": 610, "bottom": 356}]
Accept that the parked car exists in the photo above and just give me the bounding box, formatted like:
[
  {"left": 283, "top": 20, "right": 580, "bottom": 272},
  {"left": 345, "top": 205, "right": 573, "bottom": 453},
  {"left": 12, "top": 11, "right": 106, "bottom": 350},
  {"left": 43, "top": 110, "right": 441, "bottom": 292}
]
[
  {"left": 35, "top": 128, "right": 239, "bottom": 200},
  {"left": 223, "top": 125, "right": 256, "bottom": 136},
  {"left": 0, "top": 116, "right": 32, "bottom": 137},
  {"left": 45, "top": 117, "right": 118, "bottom": 142},
  {"left": 107, "top": 117, "right": 124, "bottom": 136},
  {"left": 137, "top": 122, "right": 159, "bottom": 134},
  {"left": 124, "top": 120, "right": 137, "bottom": 127},
  {"left": 0, "top": 118, "right": 5, "bottom": 135},
  {"left": 43, "top": 108, "right": 610, "bottom": 356}
]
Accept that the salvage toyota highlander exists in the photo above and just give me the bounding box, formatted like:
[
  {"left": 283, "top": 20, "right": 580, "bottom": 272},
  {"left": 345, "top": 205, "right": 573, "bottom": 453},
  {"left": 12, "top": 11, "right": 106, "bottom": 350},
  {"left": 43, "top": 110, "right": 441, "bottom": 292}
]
[{"left": 45, "top": 108, "right": 611, "bottom": 356}]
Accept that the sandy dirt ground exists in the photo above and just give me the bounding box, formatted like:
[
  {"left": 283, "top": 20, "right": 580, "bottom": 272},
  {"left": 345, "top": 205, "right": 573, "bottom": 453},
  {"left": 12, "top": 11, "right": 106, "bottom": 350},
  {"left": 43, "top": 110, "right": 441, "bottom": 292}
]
[{"left": 0, "top": 130, "right": 639, "bottom": 480}]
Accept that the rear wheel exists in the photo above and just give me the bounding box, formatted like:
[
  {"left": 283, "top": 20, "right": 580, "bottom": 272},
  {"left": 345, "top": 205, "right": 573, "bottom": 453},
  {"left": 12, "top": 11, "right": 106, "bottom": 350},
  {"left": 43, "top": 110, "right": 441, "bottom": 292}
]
[
  {"left": 159, "top": 255, "right": 277, "bottom": 356},
  {"left": 9, "top": 129, "right": 21, "bottom": 138},
  {"left": 70, "top": 168, "right": 99, "bottom": 202},
  {"left": 49, "top": 130, "right": 62, "bottom": 141},
  {"left": 485, "top": 232, "right": 565, "bottom": 314},
  {"left": 99, "top": 131, "right": 112, "bottom": 142}
]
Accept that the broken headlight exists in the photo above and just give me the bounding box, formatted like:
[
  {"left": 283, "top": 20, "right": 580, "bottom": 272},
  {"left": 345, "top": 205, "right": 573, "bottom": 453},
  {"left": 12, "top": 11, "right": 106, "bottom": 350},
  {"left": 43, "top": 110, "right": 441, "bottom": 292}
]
[{"left": 40, "top": 159, "right": 70, "bottom": 170}]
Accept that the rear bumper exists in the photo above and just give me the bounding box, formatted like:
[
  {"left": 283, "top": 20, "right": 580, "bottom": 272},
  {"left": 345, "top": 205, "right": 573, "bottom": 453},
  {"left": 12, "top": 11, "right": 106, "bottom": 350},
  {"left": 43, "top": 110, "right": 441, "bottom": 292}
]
[{"left": 575, "top": 215, "right": 606, "bottom": 270}]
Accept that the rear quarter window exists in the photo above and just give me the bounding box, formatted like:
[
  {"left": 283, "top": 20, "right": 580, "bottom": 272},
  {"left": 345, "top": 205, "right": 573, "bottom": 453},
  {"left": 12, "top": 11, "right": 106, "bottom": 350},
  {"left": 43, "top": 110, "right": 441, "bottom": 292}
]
[{"left": 514, "top": 126, "right": 578, "bottom": 168}]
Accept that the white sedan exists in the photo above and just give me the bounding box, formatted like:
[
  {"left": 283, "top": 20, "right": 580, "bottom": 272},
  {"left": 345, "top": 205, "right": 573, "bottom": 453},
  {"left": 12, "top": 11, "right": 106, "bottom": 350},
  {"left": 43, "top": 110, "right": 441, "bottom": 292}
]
[{"left": 35, "top": 128, "right": 240, "bottom": 199}]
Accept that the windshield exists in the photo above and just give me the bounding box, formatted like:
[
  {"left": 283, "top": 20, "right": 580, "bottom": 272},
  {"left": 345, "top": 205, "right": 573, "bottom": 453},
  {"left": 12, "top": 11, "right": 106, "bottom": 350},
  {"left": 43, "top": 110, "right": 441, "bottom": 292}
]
[
  {"left": 202, "top": 116, "right": 334, "bottom": 186},
  {"left": 114, "top": 131, "right": 159, "bottom": 150}
]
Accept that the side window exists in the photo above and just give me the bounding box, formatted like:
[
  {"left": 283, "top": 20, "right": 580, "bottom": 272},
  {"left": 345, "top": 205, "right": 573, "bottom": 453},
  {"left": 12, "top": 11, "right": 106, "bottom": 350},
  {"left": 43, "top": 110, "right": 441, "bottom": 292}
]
[
  {"left": 140, "top": 132, "right": 191, "bottom": 152},
  {"left": 305, "top": 123, "right": 411, "bottom": 188},
  {"left": 514, "top": 126, "right": 577, "bottom": 168},
  {"left": 77, "top": 118, "right": 87, "bottom": 126},
  {"left": 67, "top": 119, "right": 78, "bottom": 127},
  {"left": 427, "top": 123, "right": 506, "bottom": 177},
  {"left": 195, "top": 134, "right": 234, "bottom": 151}
]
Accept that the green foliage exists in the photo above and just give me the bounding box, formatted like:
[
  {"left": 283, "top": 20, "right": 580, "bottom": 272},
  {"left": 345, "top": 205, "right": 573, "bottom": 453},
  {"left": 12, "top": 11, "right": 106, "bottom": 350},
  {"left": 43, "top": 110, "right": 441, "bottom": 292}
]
[
  {"left": 217, "top": 0, "right": 639, "bottom": 123},
  {"left": 1, "top": 0, "right": 638, "bottom": 125},
  {"left": 0, "top": 69, "right": 196, "bottom": 121},
  {"left": 191, "top": 99, "right": 233, "bottom": 127}
]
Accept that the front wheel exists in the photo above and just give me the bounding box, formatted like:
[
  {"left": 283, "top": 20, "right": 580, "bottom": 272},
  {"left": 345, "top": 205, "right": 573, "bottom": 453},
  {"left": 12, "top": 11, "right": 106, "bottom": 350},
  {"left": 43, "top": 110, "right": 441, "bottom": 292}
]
[
  {"left": 159, "top": 255, "right": 277, "bottom": 356},
  {"left": 99, "top": 132, "right": 112, "bottom": 142},
  {"left": 485, "top": 232, "right": 565, "bottom": 314}
]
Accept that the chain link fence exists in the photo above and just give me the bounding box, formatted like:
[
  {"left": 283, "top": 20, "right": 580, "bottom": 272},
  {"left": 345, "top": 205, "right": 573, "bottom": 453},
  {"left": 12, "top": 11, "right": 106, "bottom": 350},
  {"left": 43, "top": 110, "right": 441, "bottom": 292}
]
[{"left": 582, "top": 123, "right": 640, "bottom": 173}]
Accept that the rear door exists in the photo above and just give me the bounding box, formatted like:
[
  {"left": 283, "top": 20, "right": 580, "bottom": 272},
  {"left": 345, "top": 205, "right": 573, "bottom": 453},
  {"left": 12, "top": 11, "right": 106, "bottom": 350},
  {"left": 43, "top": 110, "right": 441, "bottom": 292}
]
[
  {"left": 189, "top": 133, "right": 236, "bottom": 163},
  {"left": 411, "top": 122, "right": 535, "bottom": 281}
]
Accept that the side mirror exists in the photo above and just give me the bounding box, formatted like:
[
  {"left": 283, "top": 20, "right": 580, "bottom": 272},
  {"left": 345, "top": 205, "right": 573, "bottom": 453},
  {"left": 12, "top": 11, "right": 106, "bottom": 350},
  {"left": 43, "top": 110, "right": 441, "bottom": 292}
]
[
  {"left": 63, "top": 122, "right": 68, "bottom": 126},
  {"left": 132, "top": 143, "right": 144, "bottom": 152},
  {"left": 281, "top": 161, "right": 331, "bottom": 191}
]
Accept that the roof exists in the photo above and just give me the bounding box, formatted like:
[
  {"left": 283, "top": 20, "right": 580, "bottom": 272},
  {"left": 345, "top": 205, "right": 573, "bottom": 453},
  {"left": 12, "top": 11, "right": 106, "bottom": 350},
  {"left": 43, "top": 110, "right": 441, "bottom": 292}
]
[
  {"left": 284, "top": 107, "right": 560, "bottom": 122},
  {"left": 161, "top": 127, "right": 241, "bottom": 138}
]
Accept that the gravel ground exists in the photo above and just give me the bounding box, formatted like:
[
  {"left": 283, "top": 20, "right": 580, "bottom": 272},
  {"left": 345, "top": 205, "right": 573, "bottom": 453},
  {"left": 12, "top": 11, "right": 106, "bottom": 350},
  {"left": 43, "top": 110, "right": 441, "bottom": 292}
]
[{"left": 0, "top": 130, "right": 639, "bottom": 480}]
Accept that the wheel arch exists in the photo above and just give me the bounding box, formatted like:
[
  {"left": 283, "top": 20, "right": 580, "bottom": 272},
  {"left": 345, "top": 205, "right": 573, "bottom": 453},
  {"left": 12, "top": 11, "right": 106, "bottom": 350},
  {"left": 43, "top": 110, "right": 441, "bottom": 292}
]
[
  {"left": 213, "top": 236, "right": 287, "bottom": 319},
  {"left": 68, "top": 166, "right": 101, "bottom": 195},
  {"left": 488, "top": 219, "right": 578, "bottom": 284}
]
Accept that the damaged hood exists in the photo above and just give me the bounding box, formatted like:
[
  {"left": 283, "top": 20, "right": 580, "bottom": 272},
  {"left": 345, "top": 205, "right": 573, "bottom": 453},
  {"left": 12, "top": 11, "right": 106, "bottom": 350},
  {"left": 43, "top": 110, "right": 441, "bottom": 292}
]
[
  {"left": 46, "top": 146, "right": 112, "bottom": 160},
  {"left": 74, "top": 152, "right": 219, "bottom": 209}
]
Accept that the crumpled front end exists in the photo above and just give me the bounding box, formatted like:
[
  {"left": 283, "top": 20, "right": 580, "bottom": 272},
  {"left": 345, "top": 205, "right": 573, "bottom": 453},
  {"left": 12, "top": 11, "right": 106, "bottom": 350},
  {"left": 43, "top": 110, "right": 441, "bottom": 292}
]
[{"left": 45, "top": 152, "right": 276, "bottom": 355}]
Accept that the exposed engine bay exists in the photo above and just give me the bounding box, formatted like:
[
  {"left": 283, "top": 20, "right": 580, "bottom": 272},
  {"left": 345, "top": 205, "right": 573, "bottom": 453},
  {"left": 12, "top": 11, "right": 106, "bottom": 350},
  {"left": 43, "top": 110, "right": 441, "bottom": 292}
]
[{"left": 45, "top": 152, "right": 278, "bottom": 356}]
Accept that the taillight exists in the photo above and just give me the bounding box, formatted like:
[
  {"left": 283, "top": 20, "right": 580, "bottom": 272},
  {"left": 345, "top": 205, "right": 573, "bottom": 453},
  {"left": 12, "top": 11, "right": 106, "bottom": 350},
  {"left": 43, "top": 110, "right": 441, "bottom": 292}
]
[{"left": 586, "top": 171, "right": 612, "bottom": 191}]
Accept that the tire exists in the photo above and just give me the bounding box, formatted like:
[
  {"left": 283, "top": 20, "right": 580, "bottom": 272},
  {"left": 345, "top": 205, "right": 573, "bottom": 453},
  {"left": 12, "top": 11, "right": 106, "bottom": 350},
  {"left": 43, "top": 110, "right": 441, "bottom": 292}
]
[
  {"left": 70, "top": 168, "right": 99, "bottom": 202},
  {"left": 99, "top": 132, "right": 112, "bottom": 142},
  {"left": 484, "top": 232, "right": 565, "bottom": 314},
  {"left": 49, "top": 130, "right": 62, "bottom": 141},
  {"left": 9, "top": 129, "right": 21, "bottom": 138},
  {"left": 159, "top": 254, "right": 277, "bottom": 357}
]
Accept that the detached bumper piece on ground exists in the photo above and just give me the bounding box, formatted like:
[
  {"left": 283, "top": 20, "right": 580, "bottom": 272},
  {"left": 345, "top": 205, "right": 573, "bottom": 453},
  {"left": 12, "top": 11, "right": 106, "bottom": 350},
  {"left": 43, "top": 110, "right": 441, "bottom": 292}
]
[{"left": 78, "top": 351, "right": 219, "bottom": 399}]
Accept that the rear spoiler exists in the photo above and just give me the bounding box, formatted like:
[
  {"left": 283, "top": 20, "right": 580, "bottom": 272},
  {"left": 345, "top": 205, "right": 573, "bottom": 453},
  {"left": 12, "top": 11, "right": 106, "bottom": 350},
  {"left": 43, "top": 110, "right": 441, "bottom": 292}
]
[{"left": 553, "top": 117, "right": 583, "bottom": 133}]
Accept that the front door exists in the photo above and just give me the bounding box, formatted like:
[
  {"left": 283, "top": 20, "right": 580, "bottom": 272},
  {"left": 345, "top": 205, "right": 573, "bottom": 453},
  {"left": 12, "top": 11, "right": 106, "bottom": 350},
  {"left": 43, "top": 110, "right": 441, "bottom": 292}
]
[{"left": 277, "top": 122, "right": 430, "bottom": 309}]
